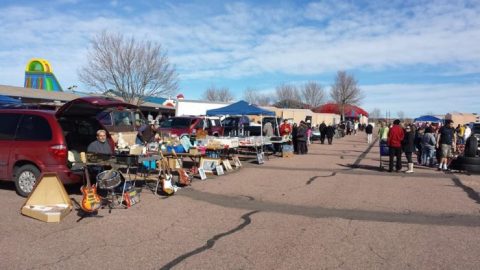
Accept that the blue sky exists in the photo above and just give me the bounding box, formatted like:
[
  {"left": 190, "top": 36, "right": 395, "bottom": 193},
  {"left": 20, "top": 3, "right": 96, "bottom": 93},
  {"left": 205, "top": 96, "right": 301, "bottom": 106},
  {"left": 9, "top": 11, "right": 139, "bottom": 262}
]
[{"left": 0, "top": 0, "right": 479, "bottom": 117}]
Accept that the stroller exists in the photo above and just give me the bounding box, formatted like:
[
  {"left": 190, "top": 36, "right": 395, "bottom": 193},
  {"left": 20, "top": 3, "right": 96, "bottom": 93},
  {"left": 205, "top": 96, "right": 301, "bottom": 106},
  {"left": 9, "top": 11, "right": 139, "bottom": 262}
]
[{"left": 379, "top": 140, "right": 389, "bottom": 170}]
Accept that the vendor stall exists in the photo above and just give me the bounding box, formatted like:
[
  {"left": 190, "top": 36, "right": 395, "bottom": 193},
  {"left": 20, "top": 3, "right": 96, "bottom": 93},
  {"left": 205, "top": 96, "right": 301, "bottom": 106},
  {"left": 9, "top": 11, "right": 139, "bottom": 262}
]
[{"left": 206, "top": 100, "right": 275, "bottom": 162}]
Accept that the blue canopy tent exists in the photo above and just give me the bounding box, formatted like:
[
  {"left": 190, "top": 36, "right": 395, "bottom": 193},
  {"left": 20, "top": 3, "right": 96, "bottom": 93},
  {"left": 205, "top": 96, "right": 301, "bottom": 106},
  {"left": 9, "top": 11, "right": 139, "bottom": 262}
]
[
  {"left": 0, "top": 95, "right": 21, "bottom": 105},
  {"left": 206, "top": 100, "right": 276, "bottom": 152},
  {"left": 414, "top": 115, "right": 443, "bottom": 123},
  {"left": 206, "top": 100, "right": 275, "bottom": 116}
]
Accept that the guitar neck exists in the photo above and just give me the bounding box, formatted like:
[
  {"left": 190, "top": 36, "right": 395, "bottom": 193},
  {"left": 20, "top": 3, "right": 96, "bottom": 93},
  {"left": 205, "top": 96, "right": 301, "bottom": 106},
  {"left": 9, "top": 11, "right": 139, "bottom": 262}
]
[{"left": 84, "top": 167, "right": 91, "bottom": 187}]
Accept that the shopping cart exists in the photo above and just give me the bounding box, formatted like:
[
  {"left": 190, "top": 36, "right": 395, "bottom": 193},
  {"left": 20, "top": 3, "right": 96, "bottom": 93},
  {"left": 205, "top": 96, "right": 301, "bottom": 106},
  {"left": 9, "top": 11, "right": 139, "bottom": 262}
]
[{"left": 379, "top": 140, "right": 389, "bottom": 170}]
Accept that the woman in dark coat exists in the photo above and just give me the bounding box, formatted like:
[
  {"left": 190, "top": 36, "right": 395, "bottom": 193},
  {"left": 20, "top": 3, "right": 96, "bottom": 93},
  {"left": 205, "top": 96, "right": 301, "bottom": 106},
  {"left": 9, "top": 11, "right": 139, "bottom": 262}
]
[
  {"left": 326, "top": 125, "right": 335, "bottom": 145},
  {"left": 296, "top": 121, "right": 308, "bottom": 154},
  {"left": 402, "top": 124, "right": 416, "bottom": 173},
  {"left": 292, "top": 123, "right": 298, "bottom": 154}
]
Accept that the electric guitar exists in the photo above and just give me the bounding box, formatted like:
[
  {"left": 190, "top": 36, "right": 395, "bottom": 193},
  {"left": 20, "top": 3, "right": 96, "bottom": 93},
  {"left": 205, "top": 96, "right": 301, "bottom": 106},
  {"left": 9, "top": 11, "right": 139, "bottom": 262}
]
[
  {"left": 171, "top": 149, "right": 191, "bottom": 186},
  {"left": 159, "top": 151, "right": 175, "bottom": 195},
  {"left": 80, "top": 167, "right": 101, "bottom": 212}
]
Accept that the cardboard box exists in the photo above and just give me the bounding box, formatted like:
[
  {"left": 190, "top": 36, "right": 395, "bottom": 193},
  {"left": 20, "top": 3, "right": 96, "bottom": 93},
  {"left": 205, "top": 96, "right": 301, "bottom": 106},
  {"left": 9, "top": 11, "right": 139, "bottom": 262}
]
[
  {"left": 282, "top": 151, "right": 294, "bottom": 158},
  {"left": 21, "top": 173, "right": 73, "bottom": 223},
  {"left": 168, "top": 158, "right": 182, "bottom": 169}
]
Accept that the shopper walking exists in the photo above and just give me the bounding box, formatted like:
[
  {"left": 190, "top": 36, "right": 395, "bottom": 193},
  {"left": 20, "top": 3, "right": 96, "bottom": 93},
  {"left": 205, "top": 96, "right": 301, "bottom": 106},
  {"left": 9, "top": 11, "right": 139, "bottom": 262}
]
[
  {"left": 436, "top": 120, "right": 456, "bottom": 171},
  {"left": 365, "top": 123, "right": 373, "bottom": 144},
  {"left": 326, "top": 125, "right": 335, "bottom": 145},
  {"left": 421, "top": 127, "right": 436, "bottom": 166},
  {"left": 292, "top": 123, "right": 298, "bottom": 154},
  {"left": 319, "top": 121, "right": 327, "bottom": 144},
  {"left": 296, "top": 121, "right": 308, "bottom": 154},
  {"left": 378, "top": 122, "right": 389, "bottom": 142},
  {"left": 402, "top": 124, "right": 416, "bottom": 173},
  {"left": 387, "top": 119, "right": 405, "bottom": 172}
]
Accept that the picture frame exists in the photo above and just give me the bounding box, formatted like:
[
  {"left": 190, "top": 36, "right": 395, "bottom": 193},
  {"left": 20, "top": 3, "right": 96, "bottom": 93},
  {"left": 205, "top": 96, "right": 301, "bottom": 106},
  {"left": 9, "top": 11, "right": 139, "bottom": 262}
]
[
  {"left": 216, "top": 165, "right": 224, "bottom": 175},
  {"left": 199, "top": 158, "right": 221, "bottom": 174},
  {"left": 198, "top": 168, "right": 207, "bottom": 180},
  {"left": 222, "top": 159, "right": 233, "bottom": 171},
  {"left": 232, "top": 156, "right": 242, "bottom": 168},
  {"left": 257, "top": 152, "right": 264, "bottom": 164}
]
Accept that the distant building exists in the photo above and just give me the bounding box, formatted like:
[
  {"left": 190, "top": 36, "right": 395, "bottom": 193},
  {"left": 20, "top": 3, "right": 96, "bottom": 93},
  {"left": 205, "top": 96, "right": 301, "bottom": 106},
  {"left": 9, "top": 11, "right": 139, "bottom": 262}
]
[{"left": 445, "top": 112, "right": 479, "bottom": 125}]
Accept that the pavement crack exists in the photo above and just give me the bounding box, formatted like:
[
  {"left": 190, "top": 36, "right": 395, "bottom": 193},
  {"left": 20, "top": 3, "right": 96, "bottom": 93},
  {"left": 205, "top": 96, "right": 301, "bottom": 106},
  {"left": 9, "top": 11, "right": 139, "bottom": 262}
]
[
  {"left": 158, "top": 210, "right": 259, "bottom": 270},
  {"left": 239, "top": 195, "right": 255, "bottom": 201},
  {"left": 306, "top": 176, "right": 320, "bottom": 185},
  {"left": 306, "top": 172, "right": 337, "bottom": 185},
  {"left": 368, "top": 245, "right": 387, "bottom": 262}
]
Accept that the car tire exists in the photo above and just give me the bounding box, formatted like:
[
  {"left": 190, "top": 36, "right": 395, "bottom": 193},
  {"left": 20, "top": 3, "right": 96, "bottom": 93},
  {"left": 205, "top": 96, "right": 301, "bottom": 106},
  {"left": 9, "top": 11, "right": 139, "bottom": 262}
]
[
  {"left": 460, "top": 164, "right": 480, "bottom": 173},
  {"left": 458, "top": 156, "right": 480, "bottom": 165},
  {"left": 14, "top": 164, "right": 40, "bottom": 197}
]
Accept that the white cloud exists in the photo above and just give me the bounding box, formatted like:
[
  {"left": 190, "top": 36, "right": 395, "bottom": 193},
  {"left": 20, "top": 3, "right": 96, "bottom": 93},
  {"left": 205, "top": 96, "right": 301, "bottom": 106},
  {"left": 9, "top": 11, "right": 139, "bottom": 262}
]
[
  {"left": 0, "top": 0, "right": 479, "bottom": 98},
  {"left": 362, "top": 83, "right": 480, "bottom": 117}
]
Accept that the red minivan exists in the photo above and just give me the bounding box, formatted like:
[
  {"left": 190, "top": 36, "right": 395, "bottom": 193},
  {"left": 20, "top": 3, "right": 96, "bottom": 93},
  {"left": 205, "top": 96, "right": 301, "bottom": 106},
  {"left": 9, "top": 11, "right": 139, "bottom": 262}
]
[{"left": 0, "top": 96, "right": 137, "bottom": 196}]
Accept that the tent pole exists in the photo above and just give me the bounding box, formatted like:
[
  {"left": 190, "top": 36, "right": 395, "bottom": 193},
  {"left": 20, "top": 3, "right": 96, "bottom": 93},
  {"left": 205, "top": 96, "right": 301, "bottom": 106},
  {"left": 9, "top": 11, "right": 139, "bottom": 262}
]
[{"left": 260, "top": 114, "right": 264, "bottom": 154}]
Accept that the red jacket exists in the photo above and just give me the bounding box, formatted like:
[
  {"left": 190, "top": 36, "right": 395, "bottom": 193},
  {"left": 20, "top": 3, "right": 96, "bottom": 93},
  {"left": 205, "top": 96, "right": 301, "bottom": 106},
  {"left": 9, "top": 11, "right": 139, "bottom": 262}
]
[
  {"left": 279, "top": 123, "right": 292, "bottom": 136},
  {"left": 388, "top": 125, "right": 404, "bottom": 148}
]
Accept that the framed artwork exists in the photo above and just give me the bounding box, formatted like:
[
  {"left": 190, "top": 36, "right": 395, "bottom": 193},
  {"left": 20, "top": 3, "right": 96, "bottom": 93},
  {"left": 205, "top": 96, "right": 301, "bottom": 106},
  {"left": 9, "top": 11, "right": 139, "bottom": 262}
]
[
  {"left": 222, "top": 159, "right": 233, "bottom": 171},
  {"left": 232, "top": 156, "right": 242, "bottom": 168},
  {"left": 216, "top": 165, "right": 224, "bottom": 175},
  {"left": 257, "top": 153, "right": 264, "bottom": 164},
  {"left": 198, "top": 168, "right": 207, "bottom": 180},
  {"left": 200, "top": 158, "right": 221, "bottom": 174}
]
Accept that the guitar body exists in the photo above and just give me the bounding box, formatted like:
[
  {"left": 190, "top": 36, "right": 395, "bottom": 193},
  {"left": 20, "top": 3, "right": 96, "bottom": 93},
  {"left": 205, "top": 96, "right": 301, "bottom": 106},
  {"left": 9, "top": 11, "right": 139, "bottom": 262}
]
[
  {"left": 162, "top": 174, "right": 175, "bottom": 195},
  {"left": 80, "top": 167, "right": 101, "bottom": 213},
  {"left": 80, "top": 184, "right": 101, "bottom": 212},
  {"left": 177, "top": 168, "right": 191, "bottom": 186}
]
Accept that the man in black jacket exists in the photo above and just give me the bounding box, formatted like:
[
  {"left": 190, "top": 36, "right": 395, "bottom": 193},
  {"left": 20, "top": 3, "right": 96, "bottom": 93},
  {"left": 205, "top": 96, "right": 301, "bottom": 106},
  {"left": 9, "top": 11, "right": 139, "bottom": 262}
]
[
  {"left": 365, "top": 123, "right": 373, "bottom": 144},
  {"left": 319, "top": 121, "right": 327, "bottom": 144}
]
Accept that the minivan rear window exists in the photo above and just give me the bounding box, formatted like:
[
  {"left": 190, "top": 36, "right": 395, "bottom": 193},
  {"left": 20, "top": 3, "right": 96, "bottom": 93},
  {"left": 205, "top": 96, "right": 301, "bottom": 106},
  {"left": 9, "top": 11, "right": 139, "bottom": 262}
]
[
  {"left": 16, "top": 115, "right": 52, "bottom": 141},
  {"left": 0, "top": 114, "right": 21, "bottom": 140},
  {"left": 97, "top": 111, "right": 113, "bottom": 126}
]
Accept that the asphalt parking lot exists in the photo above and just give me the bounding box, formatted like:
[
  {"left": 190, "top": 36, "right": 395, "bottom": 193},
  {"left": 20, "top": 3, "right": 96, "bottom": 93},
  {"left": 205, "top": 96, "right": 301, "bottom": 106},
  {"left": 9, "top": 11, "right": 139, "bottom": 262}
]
[{"left": 1, "top": 133, "right": 480, "bottom": 270}]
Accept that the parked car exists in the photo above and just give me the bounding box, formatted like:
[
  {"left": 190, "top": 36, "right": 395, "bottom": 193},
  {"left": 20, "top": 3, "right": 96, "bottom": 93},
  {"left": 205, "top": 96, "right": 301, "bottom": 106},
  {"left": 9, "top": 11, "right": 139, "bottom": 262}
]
[
  {"left": 158, "top": 116, "right": 224, "bottom": 137},
  {"left": 0, "top": 96, "right": 135, "bottom": 196},
  {"left": 311, "top": 127, "right": 321, "bottom": 141},
  {"left": 222, "top": 116, "right": 251, "bottom": 136},
  {"left": 471, "top": 123, "right": 480, "bottom": 140},
  {"left": 97, "top": 107, "right": 146, "bottom": 133},
  {"left": 222, "top": 116, "right": 282, "bottom": 136}
]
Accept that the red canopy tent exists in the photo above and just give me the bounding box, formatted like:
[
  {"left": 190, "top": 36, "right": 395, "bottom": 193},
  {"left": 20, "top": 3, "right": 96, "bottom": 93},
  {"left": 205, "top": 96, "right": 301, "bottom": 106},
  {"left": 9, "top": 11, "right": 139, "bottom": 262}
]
[{"left": 312, "top": 103, "right": 369, "bottom": 118}]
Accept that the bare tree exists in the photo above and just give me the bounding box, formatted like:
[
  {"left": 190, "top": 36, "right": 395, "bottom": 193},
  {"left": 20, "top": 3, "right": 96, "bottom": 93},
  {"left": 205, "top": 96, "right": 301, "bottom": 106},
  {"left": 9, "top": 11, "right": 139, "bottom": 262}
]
[
  {"left": 203, "top": 86, "right": 218, "bottom": 102},
  {"left": 256, "top": 95, "right": 272, "bottom": 106},
  {"left": 79, "top": 31, "right": 178, "bottom": 105},
  {"left": 330, "top": 71, "right": 363, "bottom": 121},
  {"left": 275, "top": 83, "right": 300, "bottom": 101},
  {"left": 369, "top": 108, "right": 381, "bottom": 120},
  {"left": 275, "top": 83, "right": 301, "bottom": 108},
  {"left": 243, "top": 87, "right": 271, "bottom": 106},
  {"left": 243, "top": 87, "right": 258, "bottom": 104},
  {"left": 217, "top": 87, "right": 234, "bottom": 102},
  {"left": 397, "top": 111, "right": 405, "bottom": 120},
  {"left": 301, "top": 81, "right": 324, "bottom": 108},
  {"left": 202, "top": 85, "right": 234, "bottom": 102}
]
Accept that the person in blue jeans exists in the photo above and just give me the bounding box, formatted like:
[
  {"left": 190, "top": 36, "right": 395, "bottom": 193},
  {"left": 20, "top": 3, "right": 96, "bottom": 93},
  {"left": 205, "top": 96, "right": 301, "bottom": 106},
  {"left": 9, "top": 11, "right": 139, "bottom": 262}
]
[{"left": 421, "top": 127, "right": 436, "bottom": 166}]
